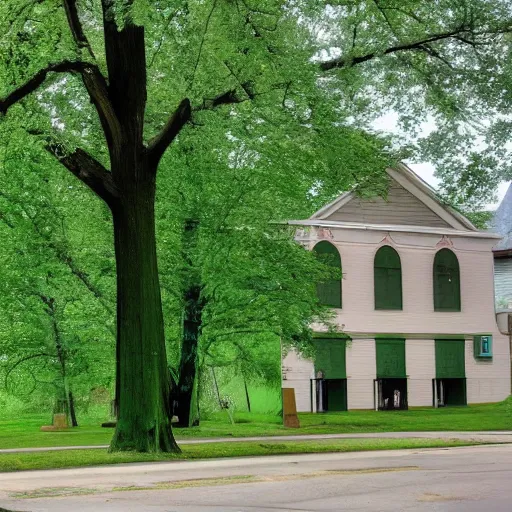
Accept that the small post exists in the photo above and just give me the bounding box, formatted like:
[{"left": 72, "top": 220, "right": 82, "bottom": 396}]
[{"left": 282, "top": 388, "right": 300, "bottom": 428}]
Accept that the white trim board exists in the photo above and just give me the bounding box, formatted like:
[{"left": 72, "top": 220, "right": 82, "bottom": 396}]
[{"left": 288, "top": 219, "right": 501, "bottom": 239}]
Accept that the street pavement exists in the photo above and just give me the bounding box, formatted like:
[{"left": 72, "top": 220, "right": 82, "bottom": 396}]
[
  {"left": 1, "top": 430, "right": 512, "bottom": 454},
  {"left": 1, "top": 444, "right": 512, "bottom": 511}
]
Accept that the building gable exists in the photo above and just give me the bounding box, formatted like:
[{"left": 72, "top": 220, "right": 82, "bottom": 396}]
[
  {"left": 325, "top": 180, "right": 452, "bottom": 228},
  {"left": 310, "top": 164, "right": 477, "bottom": 232}
]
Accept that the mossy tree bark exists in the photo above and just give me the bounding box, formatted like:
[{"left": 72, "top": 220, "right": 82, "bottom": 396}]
[
  {"left": 102, "top": 18, "right": 182, "bottom": 452},
  {"left": 109, "top": 174, "right": 179, "bottom": 451}
]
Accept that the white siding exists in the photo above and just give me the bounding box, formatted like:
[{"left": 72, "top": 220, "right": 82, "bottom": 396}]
[
  {"left": 466, "top": 334, "right": 510, "bottom": 404},
  {"left": 406, "top": 339, "right": 435, "bottom": 407},
  {"left": 494, "top": 257, "right": 512, "bottom": 305},
  {"left": 285, "top": 209, "right": 511, "bottom": 408},
  {"left": 311, "top": 230, "right": 500, "bottom": 337},
  {"left": 281, "top": 350, "right": 314, "bottom": 413},
  {"left": 346, "top": 339, "right": 376, "bottom": 409}
]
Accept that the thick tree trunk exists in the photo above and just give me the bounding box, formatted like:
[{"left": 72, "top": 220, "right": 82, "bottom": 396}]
[
  {"left": 176, "top": 284, "right": 202, "bottom": 428},
  {"left": 109, "top": 175, "right": 179, "bottom": 452}
]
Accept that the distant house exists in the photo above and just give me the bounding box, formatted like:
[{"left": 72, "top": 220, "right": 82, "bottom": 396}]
[
  {"left": 282, "top": 164, "right": 510, "bottom": 412},
  {"left": 490, "top": 183, "right": 512, "bottom": 308}
]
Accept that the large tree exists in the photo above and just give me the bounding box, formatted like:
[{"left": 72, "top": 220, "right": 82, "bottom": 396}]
[
  {"left": 0, "top": 0, "right": 323, "bottom": 452},
  {"left": 157, "top": 113, "right": 393, "bottom": 427},
  {"left": 1, "top": 0, "right": 511, "bottom": 452}
]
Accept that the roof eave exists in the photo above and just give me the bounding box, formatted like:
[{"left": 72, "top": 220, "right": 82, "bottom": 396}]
[{"left": 288, "top": 219, "right": 502, "bottom": 240}]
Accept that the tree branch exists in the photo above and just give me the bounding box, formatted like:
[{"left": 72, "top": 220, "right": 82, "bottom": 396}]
[
  {"left": 63, "top": 0, "right": 121, "bottom": 148},
  {"left": 54, "top": 147, "right": 119, "bottom": 207},
  {"left": 193, "top": 89, "right": 247, "bottom": 112},
  {"left": 319, "top": 25, "right": 507, "bottom": 71},
  {"left": 5, "top": 352, "right": 54, "bottom": 389},
  {"left": 0, "top": 186, "right": 114, "bottom": 318},
  {"left": 28, "top": 131, "right": 119, "bottom": 207},
  {"left": 146, "top": 98, "right": 192, "bottom": 168},
  {"left": 0, "top": 61, "right": 92, "bottom": 115},
  {"left": 63, "top": 0, "right": 96, "bottom": 59},
  {"left": 189, "top": 0, "right": 218, "bottom": 88}
]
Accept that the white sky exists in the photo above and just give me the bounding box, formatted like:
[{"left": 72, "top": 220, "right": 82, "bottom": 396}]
[
  {"left": 409, "top": 162, "right": 510, "bottom": 211},
  {"left": 373, "top": 113, "right": 510, "bottom": 211}
]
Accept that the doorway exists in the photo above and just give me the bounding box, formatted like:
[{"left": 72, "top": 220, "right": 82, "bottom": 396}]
[
  {"left": 311, "top": 378, "right": 348, "bottom": 412},
  {"left": 434, "top": 378, "right": 467, "bottom": 406},
  {"left": 375, "top": 378, "right": 408, "bottom": 410}
]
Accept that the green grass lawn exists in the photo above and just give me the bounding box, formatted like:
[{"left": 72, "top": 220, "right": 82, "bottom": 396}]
[
  {"left": 1, "top": 399, "right": 511, "bottom": 450},
  {"left": 0, "top": 438, "right": 483, "bottom": 473}
]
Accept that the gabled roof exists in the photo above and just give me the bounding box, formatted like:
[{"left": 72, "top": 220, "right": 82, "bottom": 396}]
[
  {"left": 490, "top": 182, "right": 512, "bottom": 252},
  {"left": 306, "top": 163, "right": 477, "bottom": 232}
]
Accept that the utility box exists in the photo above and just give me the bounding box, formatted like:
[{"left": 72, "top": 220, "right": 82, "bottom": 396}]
[{"left": 474, "top": 335, "right": 493, "bottom": 359}]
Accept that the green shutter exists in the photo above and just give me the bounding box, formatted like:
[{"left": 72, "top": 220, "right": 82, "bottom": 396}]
[
  {"left": 374, "top": 246, "right": 402, "bottom": 310},
  {"left": 313, "top": 338, "right": 346, "bottom": 379},
  {"left": 313, "top": 241, "right": 342, "bottom": 308},
  {"left": 434, "top": 249, "right": 461, "bottom": 312},
  {"left": 435, "top": 339, "right": 466, "bottom": 378},
  {"left": 376, "top": 339, "right": 406, "bottom": 378}
]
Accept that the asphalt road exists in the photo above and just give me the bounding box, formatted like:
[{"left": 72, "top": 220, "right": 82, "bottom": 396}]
[{"left": 1, "top": 444, "right": 512, "bottom": 511}]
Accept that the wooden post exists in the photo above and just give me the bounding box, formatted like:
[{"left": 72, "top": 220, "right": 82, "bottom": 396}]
[{"left": 282, "top": 388, "right": 300, "bottom": 428}]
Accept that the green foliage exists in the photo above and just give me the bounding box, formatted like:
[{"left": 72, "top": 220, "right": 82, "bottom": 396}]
[
  {"left": 0, "top": 138, "right": 115, "bottom": 414},
  {"left": 464, "top": 210, "right": 493, "bottom": 229}
]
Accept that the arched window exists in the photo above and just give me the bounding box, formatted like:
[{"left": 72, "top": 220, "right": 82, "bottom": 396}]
[
  {"left": 313, "top": 241, "right": 342, "bottom": 308},
  {"left": 433, "top": 249, "right": 461, "bottom": 312},
  {"left": 374, "top": 246, "right": 402, "bottom": 310}
]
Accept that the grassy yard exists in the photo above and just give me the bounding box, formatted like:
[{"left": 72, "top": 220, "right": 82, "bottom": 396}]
[
  {"left": 0, "top": 438, "right": 482, "bottom": 473},
  {"left": 1, "top": 399, "right": 511, "bottom": 450}
]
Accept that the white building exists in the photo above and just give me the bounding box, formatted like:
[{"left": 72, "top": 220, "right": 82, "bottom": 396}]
[{"left": 282, "top": 164, "right": 511, "bottom": 412}]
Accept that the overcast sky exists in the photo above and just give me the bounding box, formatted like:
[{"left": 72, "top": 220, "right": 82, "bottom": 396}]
[
  {"left": 374, "top": 114, "right": 510, "bottom": 211},
  {"left": 410, "top": 162, "right": 510, "bottom": 211}
]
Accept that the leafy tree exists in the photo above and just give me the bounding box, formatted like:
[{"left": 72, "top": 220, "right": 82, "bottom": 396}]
[
  {"left": 1, "top": 0, "right": 511, "bottom": 452},
  {"left": 156, "top": 119, "right": 393, "bottom": 427},
  {"left": 0, "top": 146, "right": 115, "bottom": 423}
]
